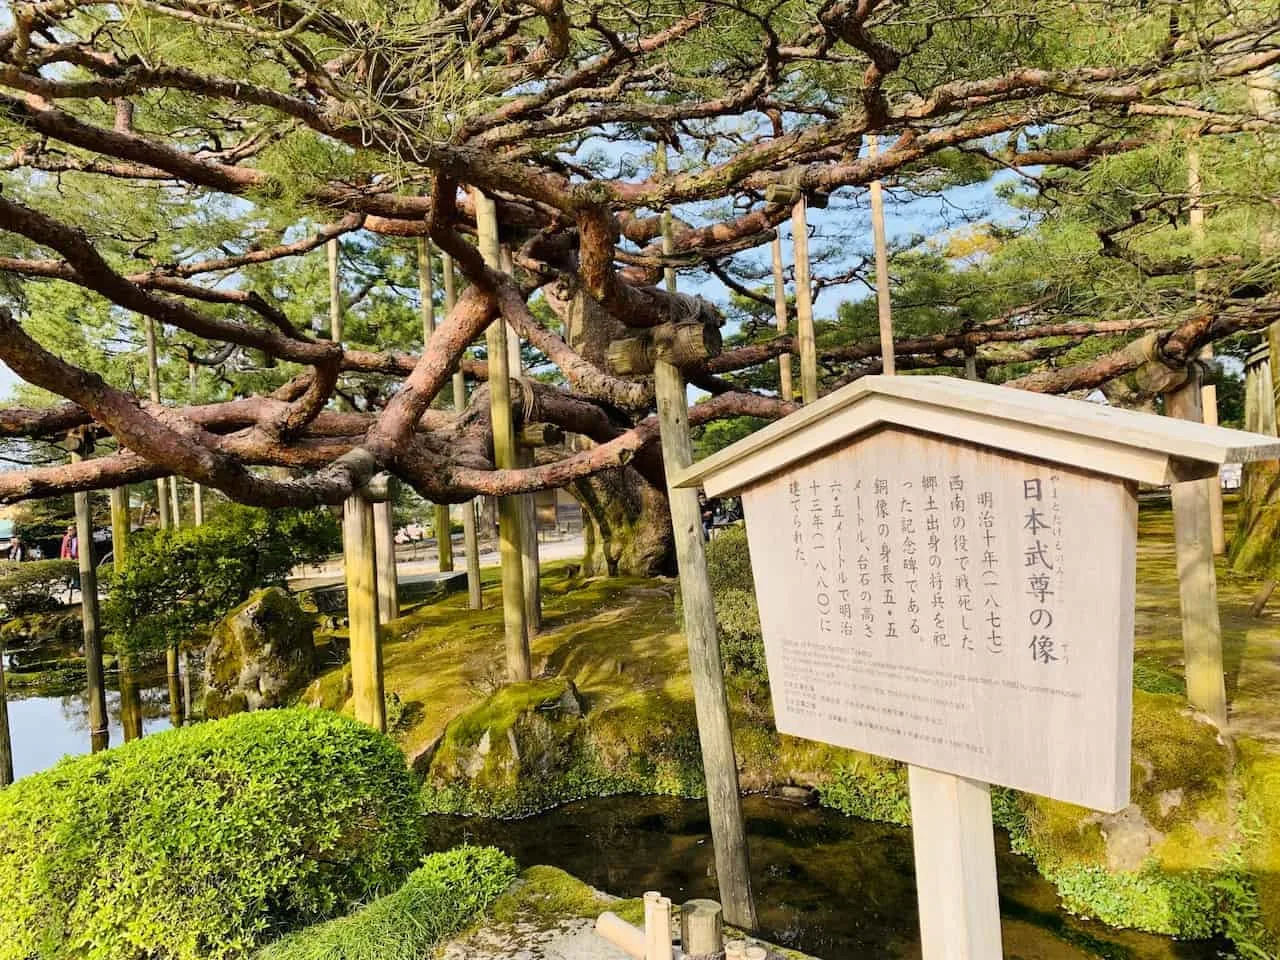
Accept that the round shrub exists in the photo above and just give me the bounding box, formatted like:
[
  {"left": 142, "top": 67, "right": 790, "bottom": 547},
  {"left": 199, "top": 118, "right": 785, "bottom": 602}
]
[{"left": 0, "top": 709, "right": 423, "bottom": 960}]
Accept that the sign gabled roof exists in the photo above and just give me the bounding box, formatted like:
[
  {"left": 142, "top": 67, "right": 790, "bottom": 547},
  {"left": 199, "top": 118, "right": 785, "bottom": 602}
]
[{"left": 674, "top": 375, "right": 1280, "bottom": 497}]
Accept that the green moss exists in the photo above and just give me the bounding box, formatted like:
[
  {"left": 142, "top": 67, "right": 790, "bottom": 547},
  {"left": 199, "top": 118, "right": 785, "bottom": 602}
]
[
  {"left": 1239, "top": 739, "right": 1280, "bottom": 950},
  {"left": 489, "top": 866, "right": 611, "bottom": 924}
]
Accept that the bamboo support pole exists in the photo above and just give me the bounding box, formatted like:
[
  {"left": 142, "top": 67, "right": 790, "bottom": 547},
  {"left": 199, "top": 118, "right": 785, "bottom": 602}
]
[
  {"left": 189, "top": 362, "right": 204, "bottom": 525},
  {"left": 418, "top": 236, "right": 455, "bottom": 573},
  {"left": 169, "top": 475, "right": 182, "bottom": 528},
  {"left": 770, "top": 236, "right": 794, "bottom": 401},
  {"left": 111, "top": 485, "right": 143, "bottom": 741},
  {"left": 868, "top": 135, "right": 895, "bottom": 376},
  {"left": 500, "top": 246, "right": 542, "bottom": 634},
  {"left": 443, "top": 251, "right": 483, "bottom": 608},
  {"left": 791, "top": 196, "right": 818, "bottom": 404},
  {"left": 327, "top": 237, "right": 343, "bottom": 342},
  {"left": 70, "top": 435, "right": 108, "bottom": 752},
  {"left": 473, "top": 189, "right": 531, "bottom": 680},
  {"left": 1187, "top": 147, "right": 1226, "bottom": 554},
  {"left": 653, "top": 144, "right": 756, "bottom": 928},
  {"left": 371, "top": 479, "right": 400, "bottom": 624},
  {"left": 343, "top": 491, "right": 385, "bottom": 730},
  {"left": 144, "top": 317, "right": 170, "bottom": 530},
  {"left": 1166, "top": 373, "right": 1229, "bottom": 726}
]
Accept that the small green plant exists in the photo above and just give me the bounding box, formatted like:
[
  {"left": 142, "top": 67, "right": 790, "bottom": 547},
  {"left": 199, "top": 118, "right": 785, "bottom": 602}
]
[
  {"left": 0, "top": 559, "right": 77, "bottom": 615},
  {"left": 0, "top": 709, "right": 423, "bottom": 960},
  {"left": 104, "top": 503, "right": 339, "bottom": 654},
  {"left": 256, "top": 846, "right": 517, "bottom": 960}
]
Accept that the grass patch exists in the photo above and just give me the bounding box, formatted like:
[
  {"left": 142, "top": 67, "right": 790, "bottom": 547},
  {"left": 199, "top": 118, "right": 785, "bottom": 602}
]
[{"left": 256, "top": 846, "right": 517, "bottom": 960}]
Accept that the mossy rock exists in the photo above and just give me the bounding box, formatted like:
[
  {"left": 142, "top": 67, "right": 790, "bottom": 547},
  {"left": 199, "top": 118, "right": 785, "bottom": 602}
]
[
  {"left": 203, "top": 586, "right": 316, "bottom": 719},
  {"left": 423, "top": 678, "right": 587, "bottom": 808}
]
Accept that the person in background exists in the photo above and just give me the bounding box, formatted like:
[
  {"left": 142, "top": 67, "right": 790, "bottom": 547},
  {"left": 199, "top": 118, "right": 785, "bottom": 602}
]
[
  {"left": 60, "top": 523, "right": 80, "bottom": 594},
  {"left": 8, "top": 535, "right": 24, "bottom": 562}
]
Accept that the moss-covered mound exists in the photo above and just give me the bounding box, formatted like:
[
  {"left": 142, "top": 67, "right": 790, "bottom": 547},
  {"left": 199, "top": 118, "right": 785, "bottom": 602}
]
[{"left": 0, "top": 709, "right": 423, "bottom": 960}]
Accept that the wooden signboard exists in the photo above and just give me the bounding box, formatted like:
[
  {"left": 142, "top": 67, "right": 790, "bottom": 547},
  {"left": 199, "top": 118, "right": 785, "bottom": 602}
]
[
  {"left": 742, "top": 426, "right": 1135, "bottom": 811},
  {"left": 676, "top": 376, "right": 1280, "bottom": 960}
]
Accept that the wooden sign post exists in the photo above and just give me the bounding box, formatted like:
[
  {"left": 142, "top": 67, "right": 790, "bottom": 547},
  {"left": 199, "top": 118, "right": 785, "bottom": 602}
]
[{"left": 675, "top": 375, "right": 1280, "bottom": 959}]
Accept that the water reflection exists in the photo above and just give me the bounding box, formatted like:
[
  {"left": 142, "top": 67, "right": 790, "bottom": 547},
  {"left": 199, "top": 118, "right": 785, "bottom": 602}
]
[
  {"left": 3, "top": 644, "right": 176, "bottom": 781},
  {"left": 425, "top": 795, "right": 1227, "bottom": 960}
]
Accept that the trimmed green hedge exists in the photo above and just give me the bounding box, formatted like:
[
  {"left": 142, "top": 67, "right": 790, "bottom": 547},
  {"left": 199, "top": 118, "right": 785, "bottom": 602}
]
[
  {"left": 257, "top": 846, "right": 517, "bottom": 960},
  {"left": 0, "top": 709, "right": 423, "bottom": 960}
]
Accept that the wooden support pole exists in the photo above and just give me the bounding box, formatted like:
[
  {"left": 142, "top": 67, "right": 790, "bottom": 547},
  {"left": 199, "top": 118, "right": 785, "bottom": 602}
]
[
  {"left": 327, "top": 237, "right": 343, "bottom": 342},
  {"left": 344, "top": 491, "right": 385, "bottom": 730},
  {"left": 791, "top": 196, "right": 819, "bottom": 404},
  {"left": 656, "top": 359, "right": 757, "bottom": 928},
  {"left": 473, "top": 189, "right": 531, "bottom": 680},
  {"left": 0, "top": 637, "right": 11, "bottom": 786},
  {"left": 500, "top": 245, "right": 542, "bottom": 634},
  {"left": 1166, "top": 374, "right": 1229, "bottom": 726},
  {"left": 596, "top": 912, "right": 646, "bottom": 959},
  {"left": 168, "top": 475, "right": 182, "bottom": 528},
  {"left": 110, "top": 486, "right": 143, "bottom": 741},
  {"left": 144, "top": 317, "right": 170, "bottom": 530},
  {"left": 868, "top": 135, "right": 895, "bottom": 376},
  {"left": 653, "top": 143, "right": 755, "bottom": 927},
  {"left": 370, "top": 477, "right": 400, "bottom": 624},
  {"left": 1187, "top": 148, "right": 1226, "bottom": 555},
  {"left": 418, "top": 236, "right": 455, "bottom": 573},
  {"left": 679, "top": 899, "right": 723, "bottom": 958},
  {"left": 770, "top": 236, "right": 794, "bottom": 402},
  {"left": 444, "top": 251, "right": 483, "bottom": 608},
  {"left": 963, "top": 351, "right": 978, "bottom": 381},
  {"left": 189, "top": 362, "right": 204, "bottom": 525},
  {"left": 908, "top": 766, "right": 1003, "bottom": 960},
  {"left": 70, "top": 435, "right": 108, "bottom": 752}
]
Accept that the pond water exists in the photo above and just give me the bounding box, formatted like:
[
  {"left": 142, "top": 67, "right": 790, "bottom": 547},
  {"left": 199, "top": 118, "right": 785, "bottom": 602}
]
[
  {"left": 424, "top": 795, "right": 1226, "bottom": 960},
  {"left": 3, "top": 643, "right": 177, "bottom": 780}
]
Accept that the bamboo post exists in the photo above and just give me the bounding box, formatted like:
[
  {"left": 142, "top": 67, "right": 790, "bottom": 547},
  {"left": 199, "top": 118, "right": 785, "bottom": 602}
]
[
  {"left": 473, "top": 189, "right": 531, "bottom": 680},
  {"left": 679, "top": 899, "right": 723, "bottom": 958},
  {"left": 653, "top": 144, "right": 756, "bottom": 929},
  {"left": 771, "top": 236, "right": 794, "bottom": 402},
  {"left": 0, "top": 637, "right": 11, "bottom": 786},
  {"left": 963, "top": 351, "right": 979, "bottom": 381},
  {"left": 868, "top": 135, "right": 895, "bottom": 375},
  {"left": 189, "top": 361, "right": 204, "bottom": 525},
  {"left": 144, "top": 317, "right": 170, "bottom": 530},
  {"left": 110, "top": 486, "right": 143, "bottom": 741},
  {"left": 327, "top": 237, "right": 343, "bottom": 342},
  {"left": 343, "top": 490, "right": 385, "bottom": 730},
  {"left": 596, "top": 912, "right": 646, "bottom": 958},
  {"left": 1187, "top": 147, "right": 1226, "bottom": 554},
  {"left": 169, "top": 475, "right": 182, "bottom": 528},
  {"left": 908, "top": 766, "right": 1003, "bottom": 959},
  {"left": 791, "top": 195, "right": 819, "bottom": 404},
  {"left": 1166, "top": 372, "right": 1229, "bottom": 726},
  {"left": 643, "top": 891, "right": 673, "bottom": 960},
  {"left": 418, "top": 236, "right": 455, "bottom": 573},
  {"left": 370, "top": 476, "right": 400, "bottom": 624},
  {"left": 69, "top": 434, "right": 108, "bottom": 752},
  {"left": 500, "top": 246, "right": 543, "bottom": 634},
  {"left": 444, "top": 251, "right": 484, "bottom": 608}
]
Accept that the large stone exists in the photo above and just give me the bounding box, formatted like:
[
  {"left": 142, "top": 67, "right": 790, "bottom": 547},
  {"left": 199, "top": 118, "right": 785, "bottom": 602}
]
[{"left": 203, "top": 586, "right": 316, "bottom": 718}]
